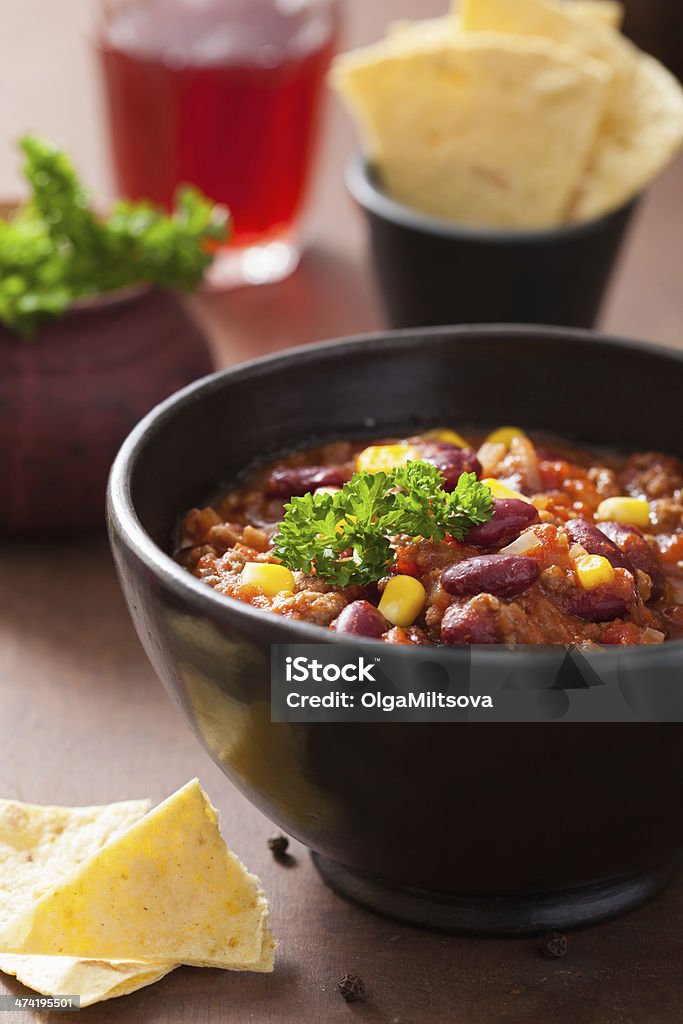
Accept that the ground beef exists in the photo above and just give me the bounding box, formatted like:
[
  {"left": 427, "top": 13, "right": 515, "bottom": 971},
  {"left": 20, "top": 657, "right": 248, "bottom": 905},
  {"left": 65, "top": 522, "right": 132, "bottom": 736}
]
[
  {"left": 650, "top": 498, "right": 683, "bottom": 531},
  {"left": 619, "top": 452, "right": 683, "bottom": 499},
  {"left": 270, "top": 590, "right": 349, "bottom": 626}
]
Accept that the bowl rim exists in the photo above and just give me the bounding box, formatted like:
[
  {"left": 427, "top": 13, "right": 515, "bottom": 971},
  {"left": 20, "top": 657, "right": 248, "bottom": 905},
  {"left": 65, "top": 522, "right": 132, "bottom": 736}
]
[
  {"left": 345, "top": 154, "right": 637, "bottom": 244},
  {"left": 108, "top": 323, "right": 683, "bottom": 664}
]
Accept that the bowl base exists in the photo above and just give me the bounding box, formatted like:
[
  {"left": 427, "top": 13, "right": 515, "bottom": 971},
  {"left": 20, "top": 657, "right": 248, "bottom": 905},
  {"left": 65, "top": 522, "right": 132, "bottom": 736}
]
[{"left": 311, "top": 852, "right": 681, "bottom": 936}]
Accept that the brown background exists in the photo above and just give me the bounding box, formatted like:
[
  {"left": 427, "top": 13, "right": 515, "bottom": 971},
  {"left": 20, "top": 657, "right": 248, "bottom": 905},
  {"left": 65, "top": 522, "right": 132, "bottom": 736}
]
[{"left": 1, "top": 2, "right": 682, "bottom": 1022}]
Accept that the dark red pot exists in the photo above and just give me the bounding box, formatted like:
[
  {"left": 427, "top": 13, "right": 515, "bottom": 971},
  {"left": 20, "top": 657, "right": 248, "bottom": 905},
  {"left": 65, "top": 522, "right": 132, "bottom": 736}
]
[{"left": 0, "top": 286, "right": 213, "bottom": 534}]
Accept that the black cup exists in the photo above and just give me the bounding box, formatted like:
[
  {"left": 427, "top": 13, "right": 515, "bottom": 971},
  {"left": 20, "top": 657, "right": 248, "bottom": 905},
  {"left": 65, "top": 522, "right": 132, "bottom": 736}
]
[{"left": 347, "top": 156, "right": 637, "bottom": 330}]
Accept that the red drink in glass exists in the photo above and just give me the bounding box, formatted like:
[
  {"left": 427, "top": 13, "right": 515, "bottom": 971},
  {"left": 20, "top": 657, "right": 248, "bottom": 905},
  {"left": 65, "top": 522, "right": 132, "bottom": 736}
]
[{"left": 95, "top": 0, "right": 339, "bottom": 286}]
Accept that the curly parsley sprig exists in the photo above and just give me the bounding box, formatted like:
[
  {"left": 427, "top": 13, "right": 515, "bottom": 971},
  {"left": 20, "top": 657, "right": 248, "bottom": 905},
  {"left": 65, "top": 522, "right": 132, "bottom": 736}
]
[
  {"left": 272, "top": 461, "right": 493, "bottom": 586},
  {"left": 0, "top": 135, "right": 229, "bottom": 335}
]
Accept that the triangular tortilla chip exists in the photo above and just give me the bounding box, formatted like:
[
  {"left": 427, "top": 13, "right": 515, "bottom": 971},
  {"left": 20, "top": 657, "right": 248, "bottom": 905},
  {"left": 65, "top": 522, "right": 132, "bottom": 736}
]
[
  {"left": 0, "top": 797, "right": 150, "bottom": 927},
  {"left": 332, "top": 32, "right": 609, "bottom": 227},
  {"left": 458, "top": 0, "right": 683, "bottom": 217},
  {"left": 0, "top": 955, "right": 175, "bottom": 1007},
  {"left": 572, "top": 50, "right": 683, "bottom": 219},
  {"left": 0, "top": 797, "right": 173, "bottom": 1007},
  {"left": 389, "top": 0, "right": 623, "bottom": 44},
  {"left": 572, "top": 1, "right": 624, "bottom": 30},
  {"left": 0, "top": 781, "right": 272, "bottom": 969},
  {"left": 458, "top": 0, "right": 631, "bottom": 67}
]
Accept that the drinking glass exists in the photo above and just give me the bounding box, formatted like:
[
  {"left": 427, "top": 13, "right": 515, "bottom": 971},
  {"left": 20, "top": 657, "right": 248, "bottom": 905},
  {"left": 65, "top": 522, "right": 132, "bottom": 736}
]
[{"left": 92, "top": 0, "right": 340, "bottom": 288}]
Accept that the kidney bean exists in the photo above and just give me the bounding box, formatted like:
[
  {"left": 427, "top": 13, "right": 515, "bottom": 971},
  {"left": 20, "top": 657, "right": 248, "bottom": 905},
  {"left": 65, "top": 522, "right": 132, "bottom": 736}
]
[
  {"left": 565, "top": 518, "right": 634, "bottom": 572},
  {"left": 442, "top": 554, "right": 541, "bottom": 599},
  {"left": 465, "top": 498, "right": 540, "bottom": 548},
  {"left": 597, "top": 521, "right": 665, "bottom": 602},
  {"left": 416, "top": 442, "right": 482, "bottom": 490},
  {"left": 559, "top": 588, "right": 629, "bottom": 623},
  {"left": 441, "top": 599, "right": 500, "bottom": 645},
  {"left": 266, "top": 466, "right": 350, "bottom": 498},
  {"left": 333, "top": 600, "right": 388, "bottom": 638}
]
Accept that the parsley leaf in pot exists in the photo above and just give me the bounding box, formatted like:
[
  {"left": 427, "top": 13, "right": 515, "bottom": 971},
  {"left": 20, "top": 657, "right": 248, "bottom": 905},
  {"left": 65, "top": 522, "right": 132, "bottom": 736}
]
[{"left": 0, "top": 135, "right": 229, "bottom": 335}]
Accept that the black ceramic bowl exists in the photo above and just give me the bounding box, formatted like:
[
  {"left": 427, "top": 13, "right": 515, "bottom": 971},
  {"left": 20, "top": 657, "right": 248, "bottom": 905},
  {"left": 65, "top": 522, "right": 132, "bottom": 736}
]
[
  {"left": 347, "top": 157, "right": 637, "bottom": 330},
  {"left": 108, "top": 325, "right": 683, "bottom": 935}
]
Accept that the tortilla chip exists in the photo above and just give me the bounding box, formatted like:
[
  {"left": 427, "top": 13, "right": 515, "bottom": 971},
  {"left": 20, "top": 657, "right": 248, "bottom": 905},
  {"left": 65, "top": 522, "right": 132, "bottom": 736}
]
[
  {"left": 233, "top": 926, "right": 276, "bottom": 973},
  {"left": 458, "top": 0, "right": 631, "bottom": 68},
  {"left": 0, "top": 798, "right": 150, "bottom": 927},
  {"left": 332, "top": 33, "right": 609, "bottom": 227},
  {"left": 571, "top": 1, "right": 624, "bottom": 29},
  {"left": 0, "top": 780, "right": 272, "bottom": 970},
  {"left": 572, "top": 51, "right": 683, "bottom": 219},
  {"left": 390, "top": 2, "right": 623, "bottom": 42},
  {"left": 0, "top": 955, "right": 175, "bottom": 1007},
  {"left": 458, "top": 0, "right": 683, "bottom": 216},
  {"left": 0, "top": 797, "right": 173, "bottom": 1007}
]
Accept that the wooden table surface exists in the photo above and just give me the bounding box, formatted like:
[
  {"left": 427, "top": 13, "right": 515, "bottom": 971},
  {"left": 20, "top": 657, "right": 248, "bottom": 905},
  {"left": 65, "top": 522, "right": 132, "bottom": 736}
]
[{"left": 1, "top": 2, "right": 682, "bottom": 1022}]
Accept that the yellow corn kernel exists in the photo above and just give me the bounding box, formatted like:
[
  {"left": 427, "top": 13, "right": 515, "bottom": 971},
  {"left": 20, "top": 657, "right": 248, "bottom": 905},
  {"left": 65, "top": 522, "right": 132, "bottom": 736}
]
[
  {"left": 241, "top": 562, "right": 295, "bottom": 596},
  {"left": 574, "top": 554, "right": 615, "bottom": 590},
  {"left": 484, "top": 426, "right": 528, "bottom": 450},
  {"left": 335, "top": 513, "right": 356, "bottom": 535},
  {"left": 378, "top": 575, "right": 426, "bottom": 627},
  {"left": 356, "top": 444, "right": 416, "bottom": 474},
  {"left": 480, "top": 477, "right": 534, "bottom": 504},
  {"left": 421, "top": 428, "right": 469, "bottom": 448},
  {"left": 596, "top": 496, "right": 650, "bottom": 528}
]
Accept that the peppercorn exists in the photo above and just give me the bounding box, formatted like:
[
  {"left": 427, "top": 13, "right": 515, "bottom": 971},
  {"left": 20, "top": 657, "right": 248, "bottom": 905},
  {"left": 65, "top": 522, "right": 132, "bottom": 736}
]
[
  {"left": 267, "top": 833, "right": 289, "bottom": 858},
  {"left": 543, "top": 931, "right": 568, "bottom": 958},
  {"left": 337, "top": 973, "right": 366, "bottom": 1002}
]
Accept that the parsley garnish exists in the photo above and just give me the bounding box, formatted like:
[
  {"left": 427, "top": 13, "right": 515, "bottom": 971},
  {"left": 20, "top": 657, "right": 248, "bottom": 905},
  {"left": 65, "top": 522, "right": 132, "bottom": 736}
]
[
  {"left": 273, "top": 461, "right": 494, "bottom": 586},
  {"left": 0, "top": 135, "right": 229, "bottom": 335}
]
